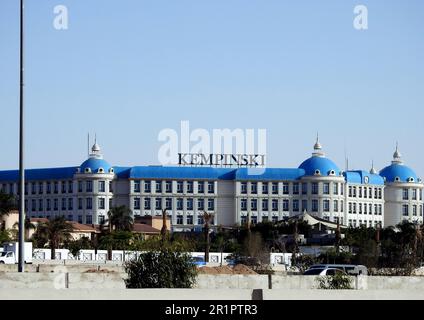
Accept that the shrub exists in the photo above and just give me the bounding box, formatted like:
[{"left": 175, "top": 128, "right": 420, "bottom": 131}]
[
  {"left": 124, "top": 241, "right": 198, "bottom": 288},
  {"left": 316, "top": 273, "right": 353, "bottom": 290}
]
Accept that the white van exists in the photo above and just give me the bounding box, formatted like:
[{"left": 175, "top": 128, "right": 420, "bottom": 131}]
[
  {"left": 0, "top": 242, "right": 33, "bottom": 264},
  {"left": 308, "top": 264, "right": 368, "bottom": 275}
]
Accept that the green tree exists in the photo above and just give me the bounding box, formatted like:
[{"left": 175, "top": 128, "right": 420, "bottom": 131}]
[
  {"left": 66, "top": 236, "right": 92, "bottom": 260},
  {"left": 107, "top": 206, "right": 133, "bottom": 231},
  {"left": 0, "top": 191, "right": 16, "bottom": 217},
  {"left": 13, "top": 218, "right": 36, "bottom": 241},
  {"left": 124, "top": 239, "right": 198, "bottom": 288},
  {"left": 34, "top": 216, "right": 74, "bottom": 259}
]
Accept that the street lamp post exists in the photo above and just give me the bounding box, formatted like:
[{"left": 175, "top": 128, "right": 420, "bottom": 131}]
[{"left": 18, "top": 0, "right": 25, "bottom": 272}]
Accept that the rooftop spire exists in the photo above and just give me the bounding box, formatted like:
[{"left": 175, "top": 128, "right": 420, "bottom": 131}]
[
  {"left": 392, "top": 142, "right": 403, "bottom": 164},
  {"left": 312, "top": 133, "right": 325, "bottom": 157},
  {"left": 370, "top": 160, "right": 377, "bottom": 174},
  {"left": 89, "top": 134, "right": 103, "bottom": 159}
]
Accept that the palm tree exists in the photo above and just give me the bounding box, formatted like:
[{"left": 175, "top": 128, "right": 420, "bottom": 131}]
[
  {"left": 107, "top": 205, "right": 133, "bottom": 232},
  {"left": 13, "top": 218, "right": 36, "bottom": 241},
  {"left": 35, "top": 216, "right": 74, "bottom": 259},
  {"left": 202, "top": 211, "right": 214, "bottom": 263},
  {"left": 161, "top": 209, "right": 168, "bottom": 243},
  {"left": 0, "top": 191, "right": 17, "bottom": 217}
]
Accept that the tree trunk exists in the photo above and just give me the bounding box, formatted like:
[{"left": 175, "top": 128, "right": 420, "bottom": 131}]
[{"left": 205, "top": 223, "right": 210, "bottom": 263}]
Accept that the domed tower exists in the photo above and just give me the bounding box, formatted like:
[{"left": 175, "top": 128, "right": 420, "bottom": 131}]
[
  {"left": 380, "top": 144, "right": 423, "bottom": 226},
  {"left": 74, "top": 140, "right": 115, "bottom": 225},
  {"left": 297, "top": 136, "right": 345, "bottom": 223}
]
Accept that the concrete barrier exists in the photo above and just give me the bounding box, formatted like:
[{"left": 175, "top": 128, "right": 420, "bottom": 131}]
[
  {"left": 195, "top": 275, "right": 268, "bottom": 289},
  {"left": 0, "top": 272, "right": 67, "bottom": 289}
]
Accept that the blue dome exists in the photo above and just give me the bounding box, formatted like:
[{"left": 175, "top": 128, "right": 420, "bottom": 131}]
[
  {"left": 299, "top": 156, "right": 341, "bottom": 176},
  {"left": 379, "top": 164, "right": 418, "bottom": 183},
  {"left": 80, "top": 158, "right": 112, "bottom": 174}
]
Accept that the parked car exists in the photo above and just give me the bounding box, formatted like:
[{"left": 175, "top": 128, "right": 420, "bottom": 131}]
[
  {"left": 308, "top": 264, "right": 368, "bottom": 275},
  {"left": 303, "top": 267, "right": 347, "bottom": 276},
  {"left": 192, "top": 256, "right": 206, "bottom": 267}
]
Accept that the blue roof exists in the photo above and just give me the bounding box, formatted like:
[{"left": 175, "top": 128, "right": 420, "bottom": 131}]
[
  {"left": 299, "top": 156, "right": 341, "bottom": 176},
  {"left": 114, "top": 166, "right": 131, "bottom": 179},
  {"left": 380, "top": 164, "right": 419, "bottom": 183},
  {"left": 344, "top": 171, "right": 385, "bottom": 185},
  {"left": 129, "top": 166, "right": 236, "bottom": 180},
  {"left": 80, "top": 158, "right": 112, "bottom": 173},
  {"left": 235, "top": 168, "right": 305, "bottom": 181},
  {"left": 0, "top": 167, "right": 78, "bottom": 182}
]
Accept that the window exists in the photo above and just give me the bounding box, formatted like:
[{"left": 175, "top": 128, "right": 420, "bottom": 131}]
[
  {"left": 39, "top": 183, "right": 44, "bottom": 194},
  {"left": 109, "top": 198, "right": 112, "bottom": 209},
  {"left": 144, "top": 181, "right": 151, "bottom": 193},
  {"left": 349, "top": 202, "right": 352, "bottom": 214},
  {"left": 177, "top": 181, "right": 184, "bottom": 193},
  {"left": 241, "top": 182, "right": 248, "bottom": 194},
  {"left": 272, "top": 183, "right": 278, "bottom": 195},
  {"left": 368, "top": 188, "right": 372, "bottom": 198},
  {"left": 293, "top": 200, "right": 299, "bottom": 212},
  {"left": 359, "top": 187, "right": 362, "bottom": 198},
  {"left": 262, "top": 216, "right": 269, "bottom": 223},
  {"left": 198, "top": 216, "right": 204, "bottom": 225},
  {"left": 86, "top": 181, "right": 93, "bottom": 193},
  {"left": 77, "top": 215, "right": 83, "bottom": 223},
  {"left": 86, "top": 198, "right": 92, "bottom": 210},
  {"left": 353, "top": 203, "right": 357, "bottom": 214},
  {"left": 413, "top": 205, "right": 417, "bottom": 216},
  {"left": 86, "top": 215, "right": 92, "bottom": 224},
  {"left": 251, "top": 182, "right": 257, "bottom": 194},
  {"left": 155, "top": 198, "right": 162, "bottom": 210},
  {"left": 403, "top": 204, "right": 409, "bottom": 216},
  {"left": 272, "top": 199, "right": 278, "bottom": 211},
  {"left": 166, "top": 181, "right": 172, "bottom": 193},
  {"left": 61, "top": 198, "right": 66, "bottom": 210},
  {"left": 208, "top": 199, "right": 215, "bottom": 211},
  {"left": 340, "top": 200, "right": 344, "bottom": 213},
  {"left": 378, "top": 188, "right": 382, "bottom": 199},
  {"left": 54, "top": 182, "right": 59, "bottom": 194},
  {"left": 369, "top": 204, "right": 372, "bottom": 215},
  {"left": 333, "top": 183, "right": 338, "bottom": 195},
  {"left": 165, "top": 198, "right": 172, "bottom": 210},
  {"left": 251, "top": 216, "right": 258, "bottom": 225},
  {"left": 364, "top": 204, "right": 367, "bottom": 214},
  {"left": 262, "top": 199, "right": 269, "bottom": 211},
  {"left": 353, "top": 187, "right": 357, "bottom": 198},
  {"left": 241, "top": 199, "right": 247, "bottom": 211},
  {"left": 9, "top": 183, "right": 14, "bottom": 195},
  {"left": 99, "top": 181, "right": 105, "bottom": 192},
  {"left": 302, "top": 200, "right": 307, "bottom": 212},
  {"left": 379, "top": 204, "right": 382, "bottom": 215},
  {"left": 144, "top": 198, "right": 151, "bottom": 210},
  {"left": 334, "top": 200, "right": 338, "bottom": 212},
  {"left": 187, "top": 216, "right": 193, "bottom": 225},
  {"left": 262, "top": 183, "right": 269, "bottom": 194},
  {"left": 177, "top": 215, "right": 183, "bottom": 225},
  {"left": 78, "top": 181, "right": 82, "bottom": 193},
  {"left": 349, "top": 186, "right": 352, "bottom": 197},
  {"left": 251, "top": 199, "right": 257, "bottom": 211},
  {"left": 134, "top": 181, "right": 140, "bottom": 192},
  {"left": 312, "top": 200, "right": 318, "bottom": 212},
  {"left": 53, "top": 199, "right": 58, "bottom": 211},
  {"left": 293, "top": 183, "right": 299, "bottom": 195},
  {"left": 98, "top": 215, "right": 105, "bottom": 224},
  {"left": 323, "top": 183, "right": 330, "bottom": 195},
  {"left": 208, "top": 182, "right": 215, "bottom": 194},
  {"left": 312, "top": 183, "right": 318, "bottom": 195},
  {"left": 272, "top": 216, "right": 279, "bottom": 223},
  {"left": 68, "top": 181, "right": 73, "bottom": 193},
  {"left": 24, "top": 183, "right": 28, "bottom": 195},
  {"left": 283, "top": 183, "right": 289, "bottom": 195},
  {"left": 68, "top": 198, "right": 73, "bottom": 210},
  {"left": 78, "top": 198, "right": 83, "bottom": 210},
  {"left": 281, "top": 199, "right": 288, "bottom": 212},
  {"left": 197, "top": 199, "right": 204, "bottom": 210},
  {"left": 364, "top": 187, "right": 367, "bottom": 199},
  {"left": 187, "top": 198, "right": 194, "bottom": 210},
  {"left": 38, "top": 199, "right": 43, "bottom": 211},
  {"left": 177, "top": 198, "right": 183, "bottom": 210},
  {"left": 67, "top": 215, "right": 73, "bottom": 221},
  {"left": 31, "top": 183, "right": 36, "bottom": 195},
  {"left": 323, "top": 200, "right": 330, "bottom": 212},
  {"left": 99, "top": 198, "right": 105, "bottom": 210},
  {"left": 109, "top": 181, "right": 113, "bottom": 193},
  {"left": 156, "top": 181, "right": 162, "bottom": 193},
  {"left": 359, "top": 203, "right": 362, "bottom": 214},
  {"left": 373, "top": 204, "right": 377, "bottom": 215},
  {"left": 61, "top": 182, "right": 66, "bottom": 194},
  {"left": 187, "top": 181, "right": 193, "bottom": 194},
  {"left": 31, "top": 199, "right": 36, "bottom": 211},
  {"left": 240, "top": 216, "right": 247, "bottom": 225},
  {"left": 413, "top": 189, "right": 417, "bottom": 200},
  {"left": 198, "top": 182, "right": 204, "bottom": 194},
  {"left": 47, "top": 182, "right": 51, "bottom": 194},
  {"left": 46, "top": 199, "right": 51, "bottom": 211},
  {"left": 302, "top": 183, "right": 307, "bottom": 195}
]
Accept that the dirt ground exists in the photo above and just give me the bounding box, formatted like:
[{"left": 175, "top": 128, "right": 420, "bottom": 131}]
[{"left": 197, "top": 264, "right": 257, "bottom": 275}]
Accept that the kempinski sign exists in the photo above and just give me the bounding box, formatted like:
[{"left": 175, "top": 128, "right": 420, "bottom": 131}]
[{"left": 178, "top": 153, "right": 266, "bottom": 167}]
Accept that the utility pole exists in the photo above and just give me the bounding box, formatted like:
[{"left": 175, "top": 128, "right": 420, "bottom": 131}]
[{"left": 18, "top": 0, "right": 25, "bottom": 272}]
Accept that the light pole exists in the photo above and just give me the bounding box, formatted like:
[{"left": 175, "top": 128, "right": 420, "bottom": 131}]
[{"left": 18, "top": 0, "right": 25, "bottom": 272}]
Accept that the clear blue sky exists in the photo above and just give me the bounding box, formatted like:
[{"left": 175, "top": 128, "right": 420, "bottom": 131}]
[{"left": 0, "top": 1, "right": 423, "bottom": 175}]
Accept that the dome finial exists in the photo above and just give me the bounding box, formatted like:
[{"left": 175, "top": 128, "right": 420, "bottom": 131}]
[
  {"left": 312, "top": 133, "right": 324, "bottom": 157},
  {"left": 392, "top": 141, "right": 403, "bottom": 164},
  {"left": 90, "top": 134, "right": 103, "bottom": 159},
  {"left": 370, "top": 160, "right": 377, "bottom": 174}
]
